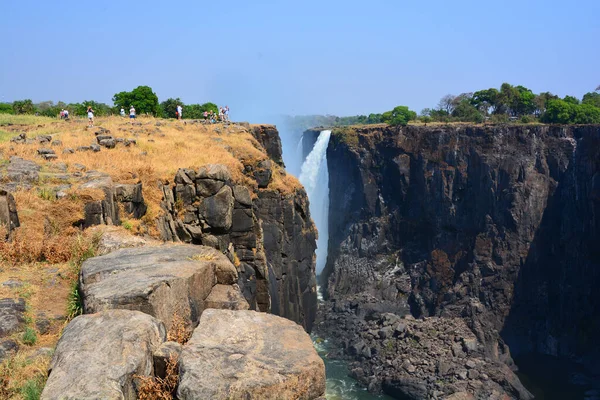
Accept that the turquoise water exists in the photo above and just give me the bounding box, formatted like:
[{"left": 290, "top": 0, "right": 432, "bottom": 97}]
[{"left": 312, "top": 336, "right": 395, "bottom": 400}]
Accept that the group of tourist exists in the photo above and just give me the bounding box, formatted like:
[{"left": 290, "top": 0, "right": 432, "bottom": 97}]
[
  {"left": 202, "top": 106, "right": 230, "bottom": 124},
  {"left": 119, "top": 106, "right": 136, "bottom": 119},
  {"left": 67, "top": 103, "right": 231, "bottom": 127}
]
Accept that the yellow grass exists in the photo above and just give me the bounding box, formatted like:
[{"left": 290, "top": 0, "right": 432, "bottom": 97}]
[
  {"left": 0, "top": 115, "right": 301, "bottom": 237},
  {"left": 0, "top": 114, "right": 302, "bottom": 395}
]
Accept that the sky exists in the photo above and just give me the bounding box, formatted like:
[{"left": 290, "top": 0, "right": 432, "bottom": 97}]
[{"left": 1, "top": 0, "right": 598, "bottom": 122}]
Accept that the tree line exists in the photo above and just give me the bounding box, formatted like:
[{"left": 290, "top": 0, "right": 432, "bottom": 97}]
[
  {"left": 317, "top": 83, "right": 600, "bottom": 126},
  {"left": 419, "top": 83, "right": 600, "bottom": 124},
  {"left": 0, "top": 86, "right": 219, "bottom": 119}
]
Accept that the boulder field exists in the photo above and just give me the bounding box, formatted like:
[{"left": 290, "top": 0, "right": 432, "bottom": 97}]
[{"left": 42, "top": 244, "right": 325, "bottom": 400}]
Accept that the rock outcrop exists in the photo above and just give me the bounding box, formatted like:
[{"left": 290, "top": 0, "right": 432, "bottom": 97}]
[
  {"left": 251, "top": 124, "right": 284, "bottom": 166},
  {"left": 317, "top": 124, "right": 600, "bottom": 398},
  {"left": 41, "top": 310, "right": 166, "bottom": 400},
  {"left": 158, "top": 163, "right": 318, "bottom": 331},
  {"left": 178, "top": 309, "right": 326, "bottom": 399},
  {"left": 80, "top": 245, "right": 244, "bottom": 331}
]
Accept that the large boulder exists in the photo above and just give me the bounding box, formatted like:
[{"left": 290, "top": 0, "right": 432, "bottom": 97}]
[
  {"left": 41, "top": 310, "right": 165, "bottom": 400},
  {"left": 198, "top": 185, "right": 234, "bottom": 231},
  {"left": 80, "top": 245, "right": 242, "bottom": 331},
  {"left": 177, "top": 309, "right": 326, "bottom": 399}
]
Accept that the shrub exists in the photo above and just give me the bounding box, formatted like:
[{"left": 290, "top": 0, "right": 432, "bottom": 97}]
[
  {"left": 66, "top": 279, "right": 82, "bottom": 319},
  {"left": 520, "top": 115, "right": 532, "bottom": 124},
  {"left": 22, "top": 327, "right": 37, "bottom": 346},
  {"left": 20, "top": 377, "right": 44, "bottom": 400},
  {"left": 490, "top": 114, "right": 510, "bottom": 124}
]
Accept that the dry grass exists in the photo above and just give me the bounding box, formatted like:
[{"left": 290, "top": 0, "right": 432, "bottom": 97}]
[
  {"left": 167, "top": 313, "right": 191, "bottom": 345},
  {"left": 0, "top": 114, "right": 300, "bottom": 397},
  {"left": 0, "top": 350, "right": 51, "bottom": 399},
  {"left": 0, "top": 115, "right": 300, "bottom": 239},
  {"left": 0, "top": 188, "right": 102, "bottom": 265},
  {"left": 135, "top": 355, "right": 178, "bottom": 400}
]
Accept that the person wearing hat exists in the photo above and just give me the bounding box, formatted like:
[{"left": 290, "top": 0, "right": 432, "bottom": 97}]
[{"left": 87, "top": 106, "right": 94, "bottom": 127}]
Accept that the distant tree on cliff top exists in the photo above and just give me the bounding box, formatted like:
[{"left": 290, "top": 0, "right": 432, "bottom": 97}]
[
  {"left": 542, "top": 99, "right": 600, "bottom": 124},
  {"left": 582, "top": 92, "right": 600, "bottom": 108},
  {"left": 382, "top": 106, "right": 417, "bottom": 126},
  {"left": 438, "top": 94, "right": 457, "bottom": 114},
  {"left": 113, "top": 86, "right": 160, "bottom": 116}
]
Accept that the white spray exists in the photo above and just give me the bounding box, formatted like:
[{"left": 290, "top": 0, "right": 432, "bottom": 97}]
[{"left": 299, "top": 130, "right": 331, "bottom": 275}]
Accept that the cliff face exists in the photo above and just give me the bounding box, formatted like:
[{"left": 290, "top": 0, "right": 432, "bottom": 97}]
[
  {"left": 158, "top": 126, "right": 318, "bottom": 332},
  {"left": 319, "top": 124, "right": 600, "bottom": 397}
]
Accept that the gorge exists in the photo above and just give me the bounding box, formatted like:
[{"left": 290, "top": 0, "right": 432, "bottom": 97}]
[{"left": 289, "top": 124, "right": 600, "bottom": 399}]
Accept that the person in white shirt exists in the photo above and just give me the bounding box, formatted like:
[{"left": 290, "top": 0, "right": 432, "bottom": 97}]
[
  {"left": 176, "top": 105, "right": 182, "bottom": 120},
  {"left": 120, "top": 108, "right": 125, "bottom": 117},
  {"left": 129, "top": 106, "right": 136, "bottom": 119}
]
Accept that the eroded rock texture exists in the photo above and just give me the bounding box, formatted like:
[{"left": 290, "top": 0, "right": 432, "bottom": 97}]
[
  {"left": 178, "top": 309, "right": 325, "bottom": 400},
  {"left": 41, "top": 310, "right": 166, "bottom": 400},
  {"left": 318, "top": 124, "right": 600, "bottom": 399},
  {"left": 158, "top": 163, "right": 317, "bottom": 332}
]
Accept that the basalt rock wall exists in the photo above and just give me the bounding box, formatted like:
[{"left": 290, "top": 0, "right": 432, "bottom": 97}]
[
  {"left": 158, "top": 129, "right": 318, "bottom": 332},
  {"left": 321, "top": 124, "right": 600, "bottom": 397}
]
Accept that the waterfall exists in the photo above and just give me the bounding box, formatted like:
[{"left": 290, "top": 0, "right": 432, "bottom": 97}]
[{"left": 299, "top": 130, "right": 331, "bottom": 274}]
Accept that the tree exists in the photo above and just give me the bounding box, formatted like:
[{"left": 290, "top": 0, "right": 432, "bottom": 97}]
[
  {"left": 70, "top": 101, "right": 112, "bottom": 117},
  {"left": 160, "top": 98, "right": 184, "bottom": 118},
  {"left": 452, "top": 100, "right": 483, "bottom": 122},
  {"left": 366, "top": 113, "right": 383, "bottom": 124},
  {"left": 382, "top": 106, "right": 417, "bottom": 126},
  {"left": 534, "top": 92, "right": 558, "bottom": 116},
  {"left": 12, "top": 99, "right": 34, "bottom": 114},
  {"left": 438, "top": 94, "right": 457, "bottom": 114},
  {"left": 563, "top": 95, "right": 580, "bottom": 105},
  {"left": 471, "top": 88, "right": 500, "bottom": 115},
  {"left": 112, "top": 85, "right": 160, "bottom": 116},
  {"left": 542, "top": 99, "right": 600, "bottom": 124},
  {"left": 582, "top": 92, "right": 600, "bottom": 108},
  {"left": 513, "top": 86, "right": 536, "bottom": 116},
  {"left": 0, "top": 103, "right": 14, "bottom": 114}
]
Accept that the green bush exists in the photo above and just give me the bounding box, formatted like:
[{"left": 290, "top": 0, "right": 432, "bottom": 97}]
[
  {"left": 22, "top": 327, "right": 37, "bottom": 346},
  {"left": 20, "top": 377, "right": 44, "bottom": 400},
  {"left": 0, "top": 103, "right": 14, "bottom": 114},
  {"left": 520, "top": 115, "right": 532, "bottom": 124},
  {"left": 67, "top": 280, "right": 82, "bottom": 318},
  {"left": 490, "top": 114, "right": 510, "bottom": 124}
]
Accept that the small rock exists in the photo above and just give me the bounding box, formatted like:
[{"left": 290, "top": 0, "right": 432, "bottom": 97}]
[
  {"left": 62, "top": 148, "right": 74, "bottom": 154},
  {"left": 51, "top": 140, "right": 62, "bottom": 146},
  {"left": 2, "top": 280, "right": 23, "bottom": 288},
  {"left": 90, "top": 144, "right": 101, "bottom": 152},
  {"left": 37, "top": 148, "right": 55, "bottom": 155}
]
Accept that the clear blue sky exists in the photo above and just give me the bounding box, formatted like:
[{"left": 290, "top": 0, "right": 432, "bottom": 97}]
[{"left": 1, "top": 0, "right": 598, "bottom": 122}]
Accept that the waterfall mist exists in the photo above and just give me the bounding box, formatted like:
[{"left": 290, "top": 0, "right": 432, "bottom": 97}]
[{"left": 299, "top": 130, "right": 331, "bottom": 274}]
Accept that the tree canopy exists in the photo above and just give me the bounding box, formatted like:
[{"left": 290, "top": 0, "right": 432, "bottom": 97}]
[{"left": 112, "top": 86, "right": 160, "bottom": 116}]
